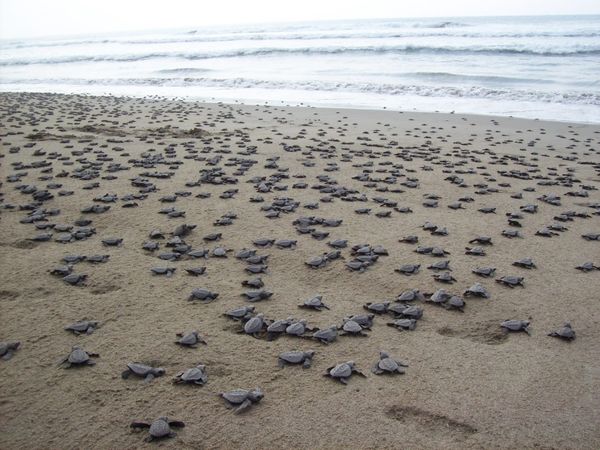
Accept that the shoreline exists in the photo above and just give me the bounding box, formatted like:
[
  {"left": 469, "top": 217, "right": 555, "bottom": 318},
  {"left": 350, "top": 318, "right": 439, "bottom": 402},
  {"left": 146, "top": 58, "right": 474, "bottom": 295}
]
[{"left": 1, "top": 91, "right": 599, "bottom": 449}]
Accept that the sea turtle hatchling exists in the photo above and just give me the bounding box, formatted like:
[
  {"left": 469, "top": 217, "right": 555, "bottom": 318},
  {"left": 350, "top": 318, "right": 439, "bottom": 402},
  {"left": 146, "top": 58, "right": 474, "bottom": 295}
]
[
  {"left": 496, "top": 276, "right": 525, "bottom": 288},
  {"left": 278, "top": 350, "right": 315, "bottom": 368},
  {"left": 266, "top": 317, "right": 295, "bottom": 340},
  {"left": 299, "top": 295, "right": 329, "bottom": 311},
  {"left": 396, "top": 289, "right": 425, "bottom": 302},
  {"left": 464, "top": 283, "right": 490, "bottom": 298},
  {"left": 130, "top": 417, "right": 185, "bottom": 442},
  {"left": 286, "top": 319, "right": 316, "bottom": 337},
  {"left": 386, "top": 319, "right": 417, "bottom": 331},
  {"left": 395, "top": 264, "right": 420, "bottom": 275},
  {"left": 243, "top": 290, "right": 273, "bottom": 302},
  {"left": 220, "top": 388, "right": 264, "bottom": 413},
  {"left": 223, "top": 306, "right": 255, "bottom": 321},
  {"left": 173, "top": 364, "right": 208, "bottom": 385},
  {"left": 512, "top": 258, "right": 536, "bottom": 269},
  {"left": 363, "top": 301, "right": 390, "bottom": 314},
  {"left": 472, "top": 267, "right": 496, "bottom": 277},
  {"left": 548, "top": 323, "right": 576, "bottom": 341},
  {"left": 63, "top": 273, "right": 87, "bottom": 286},
  {"left": 0, "top": 341, "right": 20, "bottom": 360},
  {"left": 65, "top": 320, "right": 99, "bottom": 335},
  {"left": 323, "top": 361, "right": 366, "bottom": 384},
  {"left": 188, "top": 288, "right": 219, "bottom": 303},
  {"left": 151, "top": 267, "right": 176, "bottom": 277},
  {"left": 371, "top": 351, "right": 408, "bottom": 375},
  {"left": 175, "top": 331, "right": 207, "bottom": 347},
  {"left": 312, "top": 326, "right": 338, "bottom": 344},
  {"left": 243, "top": 313, "right": 267, "bottom": 338},
  {"left": 501, "top": 320, "right": 531, "bottom": 335},
  {"left": 339, "top": 319, "right": 368, "bottom": 337},
  {"left": 58, "top": 346, "right": 99, "bottom": 368},
  {"left": 575, "top": 262, "right": 599, "bottom": 272},
  {"left": 122, "top": 363, "right": 166, "bottom": 382}
]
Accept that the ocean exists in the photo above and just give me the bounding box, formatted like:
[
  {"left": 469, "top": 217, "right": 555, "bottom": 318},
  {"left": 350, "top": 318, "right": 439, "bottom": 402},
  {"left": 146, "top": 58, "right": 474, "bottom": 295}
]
[{"left": 1, "top": 15, "right": 599, "bottom": 122}]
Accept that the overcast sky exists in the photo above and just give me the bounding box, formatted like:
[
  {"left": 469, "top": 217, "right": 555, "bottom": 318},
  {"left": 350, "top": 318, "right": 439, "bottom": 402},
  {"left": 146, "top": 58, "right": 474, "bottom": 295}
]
[{"left": 1, "top": 0, "right": 599, "bottom": 39}]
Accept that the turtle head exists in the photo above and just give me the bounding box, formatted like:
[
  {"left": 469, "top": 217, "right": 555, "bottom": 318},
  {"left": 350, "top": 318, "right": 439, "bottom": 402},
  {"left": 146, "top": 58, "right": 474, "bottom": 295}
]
[
  {"left": 379, "top": 351, "right": 390, "bottom": 359},
  {"left": 249, "top": 388, "right": 264, "bottom": 402},
  {"left": 305, "top": 350, "right": 315, "bottom": 358},
  {"left": 154, "top": 368, "right": 166, "bottom": 376}
]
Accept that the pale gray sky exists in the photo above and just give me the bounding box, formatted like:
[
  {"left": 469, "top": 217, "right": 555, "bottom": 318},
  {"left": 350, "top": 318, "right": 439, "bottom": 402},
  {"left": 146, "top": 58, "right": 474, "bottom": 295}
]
[{"left": 1, "top": 0, "right": 599, "bottom": 39}]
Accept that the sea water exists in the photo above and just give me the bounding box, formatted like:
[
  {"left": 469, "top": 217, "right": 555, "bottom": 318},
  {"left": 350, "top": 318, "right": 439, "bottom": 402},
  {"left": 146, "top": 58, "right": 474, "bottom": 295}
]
[{"left": 1, "top": 15, "right": 599, "bottom": 122}]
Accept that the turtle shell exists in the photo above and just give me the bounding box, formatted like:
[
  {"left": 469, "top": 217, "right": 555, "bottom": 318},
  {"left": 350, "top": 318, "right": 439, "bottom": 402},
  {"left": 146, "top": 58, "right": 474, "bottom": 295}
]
[
  {"left": 68, "top": 348, "right": 89, "bottom": 364},
  {"left": 222, "top": 389, "right": 249, "bottom": 404},
  {"left": 149, "top": 418, "right": 171, "bottom": 438},
  {"left": 343, "top": 320, "right": 362, "bottom": 334},
  {"left": 280, "top": 351, "right": 305, "bottom": 363},
  {"left": 244, "top": 316, "right": 264, "bottom": 334},
  {"left": 379, "top": 357, "right": 400, "bottom": 372},
  {"left": 330, "top": 363, "right": 352, "bottom": 378},
  {"left": 180, "top": 367, "right": 207, "bottom": 383}
]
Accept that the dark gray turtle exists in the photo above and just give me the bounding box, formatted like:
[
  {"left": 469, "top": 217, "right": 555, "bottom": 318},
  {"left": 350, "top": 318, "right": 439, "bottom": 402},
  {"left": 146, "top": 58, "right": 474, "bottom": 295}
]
[
  {"left": 245, "top": 264, "right": 268, "bottom": 274},
  {"left": 576, "top": 262, "right": 599, "bottom": 272},
  {"left": 323, "top": 361, "right": 366, "bottom": 384},
  {"left": 130, "top": 417, "right": 185, "bottom": 442},
  {"left": 187, "top": 249, "right": 209, "bottom": 259},
  {"left": 286, "top": 319, "right": 315, "bottom": 337},
  {"left": 185, "top": 267, "right": 206, "bottom": 276},
  {"left": 243, "top": 313, "right": 266, "bottom": 338},
  {"left": 299, "top": 295, "right": 329, "bottom": 311},
  {"left": 173, "top": 364, "right": 208, "bottom": 385},
  {"left": 389, "top": 304, "right": 423, "bottom": 320},
  {"left": 305, "top": 256, "right": 328, "bottom": 269},
  {"left": 122, "top": 363, "right": 166, "bottom": 382},
  {"left": 220, "top": 388, "right": 264, "bottom": 413},
  {"left": 86, "top": 254, "right": 110, "bottom": 263},
  {"left": 175, "top": 331, "right": 207, "bottom": 347},
  {"left": 445, "top": 296, "right": 466, "bottom": 312},
  {"left": 253, "top": 238, "right": 275, "bottom": 248},
  {"left": 0, "top": 341, "right": 20, "bottom": 360},
  {"left": 188, "top": 288, "right": 219, "bottom": 303},
  {"left": 396, "top": 289, "right": 425, "bottom": 302},
  {"left": 472, "top": 267, "right": 496, "bottom": 277},
  {"left": 236, "top": 248, "right": 256, "bottom": 259},
  {"left": 536, "top": 227, "right": 559, "bottom": 237},
  {"left": 278, "top": 350, "right": 315, "bottom": 368},
  {"left": 266, "top": 317, "right": 295, "bottom": 341},
  {"left": 433, "top": 272, "right": 456, "bottom": 283},
  {"left": 496, "top": 276, "right": 525, "bottom": 288},
  {"left": 101, "top": 237, "right": 123, "bottom": 246},
  {"left": 465, "top": 247, "right": 486, "bottom": 256},
  {"left": 242, "top": 277, "right": 264, "bottom": 289},
  {"left": 50, "top": 265, "right": 73, "bottom": 277},
  {"left": 582, "top": 233, "right": 600, "bottom": 241},
  {"left": 395, "top": 264, "right": 420, "bottom": 275},
  {"left": 363, "top": 301, "right": 390, "bottom": 314},
  {"left": 65, "top": 320, "right": 99, "bottom": 335},
  {"left": 548, "top": 323, "right": 576, "bottom": 341},
  {"left": 210, "top": 246, "right": 231, "bottom": 258},
  {"left": 243, "top": 290, "right": 273, "bottom": 302},
  {"left": 312, "top": 326, "right": 338, "bottom": 344},
  {"left": 399, "top": 235, "right": 419, "bottom": 244},
  {"left": 63, "top": 273, "right": 87, "bottom": 286},
  {"left": 371, "top": 351, "right": 408, "bottom": 375},
  {"left": 151, "top": 267, "right": 176, "bottom": 277},
  {"left": 275, "top": 239, "right": 297, "bottom": 249},
  {"left": 427, "top": 289, "right": 451, "bottom": 305},
  {"left": 59, "top": 346, "right": 99, "bottom": 368},
  {"left": 339, "top": 319, "right": 367, "bottom": 337},
  {"left": 347, "top": 314, "right": 375, "bottom": 329},
  {"left": 224, "top": 306, "right": 255, "bottom": 321},
  {"left": 501, "top": 320, "right": 531, "bottom": 335},
  {"left": 345, "top": 260, "right": 369, "bottom": 272},
  {"left": 172, "top": 223, "right": 196, "bottom": 237},
  {"left": 328, "top": 239, "right": 348, "bottom": 249},
  {"left": 513, "top": 258, "right": 536, "bottom": 269},
  {"left": 386, "top": 319, "right": 417, "bottom": 331},
  {"left": 63, "top": 254, "right": 86, "bottom": 264},
  {"left": 464, "top": 283, "right": 490, "bottom": 298},
  {"left": 469, "top": 236, "right": 493, "bottom": 245},
  {"left": 203, "top": 232, "right": 222, "bottom": 242},
  {"left": 428, "top": 260, "right": 451, "bottom": 271},
  {"left": 502, "top": 230, "right": 522, "bottom": 239},
  {"left": 245, "top": 254, "right": 269, "bottom": 264}
]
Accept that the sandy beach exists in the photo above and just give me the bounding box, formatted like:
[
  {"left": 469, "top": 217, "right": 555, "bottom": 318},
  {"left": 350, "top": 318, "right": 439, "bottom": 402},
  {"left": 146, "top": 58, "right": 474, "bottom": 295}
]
[{"left": 0, "top": 91, "right": 599, "bottom": 449}]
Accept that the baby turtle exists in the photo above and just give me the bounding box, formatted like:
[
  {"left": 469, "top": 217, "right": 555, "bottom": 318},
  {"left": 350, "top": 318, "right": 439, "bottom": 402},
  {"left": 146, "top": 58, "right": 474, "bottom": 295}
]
[
  {"left": 59, "top": 346, "right": 99, "bottom": 368},
  {"left": 242, "top": 277, "right": 264, "bottom": 289},
  {"left": 465, "top": 247, "right": 486, "bottom": 256},
  {"left": 63, "top": 273, "right": 87, "bottom": 286},
  {"left": 299, "top": 295, "right": 329, "bottom": 311},
  {"left": 323, "top": 361, "right": 366, "bottom": 384},
  {"left": 312, "top": 326, "right": 338, "bottom": 344},
  {"left": 371, "top": 351, "right": 408, "bottom": 375},
  {"left": 305, "top": 256, "right": 328, "bottom": 269},
  {"left": 175, "top": 331, "right": 207, "bottom": 347},
  {"left": 224, "top": 305, "right": 255, "bottom": 321},
  {"left": 513, "top": 258, "right": 536, "bottom": 269},
  {"left": 386, "top": 319, "right": 417, "bottom": 331},
  {"left": 396, "top": 289, "right": 425, "bottom": 302},
  {"left": 266, "top": 317, "right": 295, "bottom": 340},
  {"left": 122, "top": 363, "right": 166, "bottom": 382},
  {"left": 243, "top": 313, "right": 267, "bottom": 338},
  {"left": 433, "top": 272, "right": 456, "bottom": 283},
  {"left": 339, "top": 319, "right": 368, "bottom": 337},
  {"left": 464, "top": 283, "right": 490, "bottom": 298},
  {"left": 582, "top": 233, "right": 600, "bottom": 241},
  {"left": 501, "top": 320, "right": 531, "bottom": 335},
  {"left": 65, "top": 320, "right": 99, "bottom": 335},
  {"left": 395, "top": 264, "right": 420, "bottom": 275},
  {"left": 286, "top": 319, "right": 315, "bottom": 337},
  {"left": 0, "top": 341, "right": 20, "bottom": 360},
  {"left": 363, "top": 301, "right": 390, "bottom": 314},
  {"left": 496, "top": 276, "right": 525, "bottom": 288},
  {"left": 472, "top": 267, "right": 496, "bottom": 277},
  {"left": 575, "top": 262, "right": 599, "bottom": 272},
  {"left": 173, "top": 364, "right": 208, "bottom": 385},
  {"left": 469, "top": 236, "right": 493, "bottom": 245},
  {"left": 220, "top": 388, "right": 264, "bottom": 413},
  {"left": 151, "top": 267, "right": 176, "bottom": 277},
  {"left": 548, "top": 323, "right": 576, "bottom": 341},
  {"left": 243, "top": 290, "right": 273, "bottom": 302},
  {"left": 275, "top": 239, "right": 297, "bottom": 249},
  {"left": 130, "top": 417, "right": 185, "bottom": 442},
  {"left": 185, "top": 267, "right": 206, "bottom": 276},
  {"left": 445, "top": 296, "right": 466, "bottom": 312},
  {"left": 428, "top": 260, "right": 451, "bottom": 271},
  {"left": 278, "top": 350, "right": 315, "bottom": 368},
  {"left": 188, "top": 288, "right": 219, "bottom": 303},
  {"left": 399, "top": 235, "right": 419, "bottom": 244}
]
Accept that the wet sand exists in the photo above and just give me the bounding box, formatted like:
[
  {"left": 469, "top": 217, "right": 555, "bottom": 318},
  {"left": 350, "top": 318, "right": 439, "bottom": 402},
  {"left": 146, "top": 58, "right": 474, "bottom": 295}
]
[{"left": 0, "top": 92, "right": 599, "bottom": 449}]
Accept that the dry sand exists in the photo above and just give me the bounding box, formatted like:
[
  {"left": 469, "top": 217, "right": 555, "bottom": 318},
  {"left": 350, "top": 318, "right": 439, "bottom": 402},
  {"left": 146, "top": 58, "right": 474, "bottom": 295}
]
[{"left": 0, "top": 92, "right": 599, "bottom": 449}]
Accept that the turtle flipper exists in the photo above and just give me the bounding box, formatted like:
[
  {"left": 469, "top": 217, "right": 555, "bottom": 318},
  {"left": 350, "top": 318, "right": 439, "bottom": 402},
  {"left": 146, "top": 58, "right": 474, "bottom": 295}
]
[
  {"left": 278, "top": 359, "right": 285, "bottom": 369},
  {"left": 121, "top": 369, "right": 131, "bottom": 379},
  {"left": 130, "top": 421, "right": 151, "bottom": 429},
  {"left": 234, "top": 399, "right": 252, "bottom": 414},
  {"left": 168, "top": 420, "right": 185, "bottom": 428},
  {"left": 144, "top": 373, "right": 155, "bottom": 383},
  {"left": 339, "top": 377, "right": 349, "bottom": 385},
  {"left": 302, "top": 358, "right": 312, "bottom": 369},
  {"left": 2, "top": 351, "right": 14, "bottom": 361}
]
